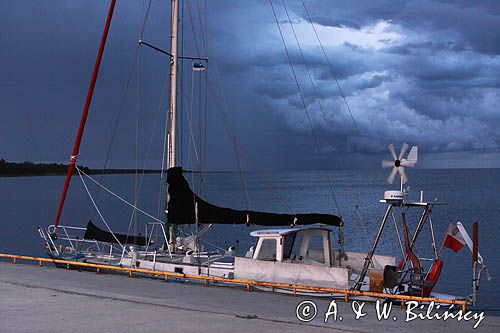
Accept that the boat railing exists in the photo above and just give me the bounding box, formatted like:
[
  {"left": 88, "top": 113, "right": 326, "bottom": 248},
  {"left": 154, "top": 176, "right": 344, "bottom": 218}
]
[
  {"left": 43, "top": 224, "right": 124, "bottom": 259},
  {"left": 37, "top": 226, "right": 59, "bottom": 256},
  {"left": 143, "top": 222, "right": 171, "bottom": 258},
  {"left": 41, "top": 223, "right": 172, "bottom": 263}
]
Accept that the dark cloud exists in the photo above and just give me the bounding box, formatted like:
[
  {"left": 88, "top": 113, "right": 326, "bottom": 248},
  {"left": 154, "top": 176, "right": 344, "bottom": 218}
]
[
  {"left": 1, "top": 1, "right": 499, "bottom": 170},
  {"left": 211, "top": 0, "right": 500, "bottom": 159},
  {"left": 298, "top": 0, "right": 500, "bottom": 55},
  {"left": 384, "top": 41, "right": 467, "bottom": 55}
]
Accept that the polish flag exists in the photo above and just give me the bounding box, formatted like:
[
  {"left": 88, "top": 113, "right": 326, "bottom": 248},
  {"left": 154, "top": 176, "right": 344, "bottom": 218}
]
[{"left": 443, "top": 222, "right": 466, "bottom": 253}]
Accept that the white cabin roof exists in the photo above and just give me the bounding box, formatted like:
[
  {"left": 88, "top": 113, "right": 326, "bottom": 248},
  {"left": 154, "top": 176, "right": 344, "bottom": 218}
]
[{"left": 249, "top": 225, "right": 332, "bottom": 238}]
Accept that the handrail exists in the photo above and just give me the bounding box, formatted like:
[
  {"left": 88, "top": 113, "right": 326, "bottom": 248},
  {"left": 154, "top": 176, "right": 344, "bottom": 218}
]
[
  {"left": 48, "top": 224, "right": 87, "bottom": 233},
  {"left": 0, "top": 252, "right": 467, "bottom": 311}
]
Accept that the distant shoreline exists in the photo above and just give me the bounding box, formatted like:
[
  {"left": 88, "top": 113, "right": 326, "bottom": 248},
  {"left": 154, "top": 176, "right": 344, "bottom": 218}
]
[
  {"left": 5, "top": 160, "right": 496, "bottom": 177},
  {"left": 0, "top": 169, "right": 164, "bottom": 178},
  {"left": 0, "top": 159, "right": 227, "bottom": 177}
]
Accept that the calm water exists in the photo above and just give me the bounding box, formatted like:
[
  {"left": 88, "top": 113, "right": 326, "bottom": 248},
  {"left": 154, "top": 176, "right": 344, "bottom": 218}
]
[{"left": 1, "top": 169, "right": 499, "bottom": 311}]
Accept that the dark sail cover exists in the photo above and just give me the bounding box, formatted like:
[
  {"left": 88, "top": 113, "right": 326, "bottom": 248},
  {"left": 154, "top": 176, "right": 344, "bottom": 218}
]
[
  {"left": 167, "top": 167, "right": 342, "bottom": 226},
  {"left": 83, "top": 220, "right": 148, "bottom": 246}
]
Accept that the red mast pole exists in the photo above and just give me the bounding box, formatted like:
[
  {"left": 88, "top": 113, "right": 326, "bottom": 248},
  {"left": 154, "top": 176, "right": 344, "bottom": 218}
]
[{"left": 54, "top": 0, "right": 117, "bottom": 229}]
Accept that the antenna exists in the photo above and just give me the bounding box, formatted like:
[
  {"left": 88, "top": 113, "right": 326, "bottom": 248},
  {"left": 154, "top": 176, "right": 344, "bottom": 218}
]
[{"left": 382, "top": 143, "right": 418, "bottom": 191}]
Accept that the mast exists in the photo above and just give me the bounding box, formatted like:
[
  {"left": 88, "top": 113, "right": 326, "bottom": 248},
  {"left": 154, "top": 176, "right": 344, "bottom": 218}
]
[
  {"left": 53, "top": 0, "right": 117, "bottom": 230},
  {"left": 167, "top": 0, "right": 179, "bottom": 245}
]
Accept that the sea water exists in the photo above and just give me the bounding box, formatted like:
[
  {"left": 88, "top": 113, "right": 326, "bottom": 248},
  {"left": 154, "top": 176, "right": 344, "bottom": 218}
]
[{"left": 1, "top": 168, "right": 499, "bottom": 312}]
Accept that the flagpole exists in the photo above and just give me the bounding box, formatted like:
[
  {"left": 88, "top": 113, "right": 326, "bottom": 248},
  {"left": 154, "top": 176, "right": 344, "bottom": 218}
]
[{"left": 437, "top": 237, "right": 445, "bottom": 258}]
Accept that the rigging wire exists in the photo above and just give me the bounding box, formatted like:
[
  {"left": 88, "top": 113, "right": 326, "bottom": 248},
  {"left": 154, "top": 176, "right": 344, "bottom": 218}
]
[
  {"left": 269, "top": 0, "right": 342, "bottom": 217},
  {"left": 187, "top": 61, "right": 197, "bottom": 225},
  {"left": 281, "top": 1, "right": 367, "bottom": 243},
  {"left": 281, "top": 0, "right": 346, "bottom": 216},
  {"left": 195, "top": 0, "right": 208, "bottom": 56},
  {"left": 299, "top": 1, "right": 374, "bottom": 240},
  {"left": 204, "top": 78, "right": 292, "bottom": 211},
  {"left": 194, "top": 0, "right": 209, "bottom": 195},
  {"left": 186, "top": 0, "right": 251, "bottom": 210},
  {"left": 131, "top": 28, "right": 142, "bottom": 245},
  {"left": 197, "top": 61, "right": 203, "bottom": 192},
  {"left": 177, "top": 0, "right": 293, "bottom": 216},
  {"left": 94, "top": 0, "right": 153, "bottom": 201},
  {"left": 179, "top": 0, "right": 185, "bottom": 170},
  {"left": 180, "top": 59, "right": 207, "bottom": 239},
  {"left": 192, "top": 0, "right": 295, "bottom": 214},
  {"left": 125, "top": 1, "right": 170, "bottom": 243},
  {"left": 202, "top": 0, "right": 208, "bottom": 175},
  {"left": 196, "top": 0, "right": 209, "bottom": 245},
  {"left": 76, "top": 166, "right": 129, "bottom": 255},
  {"left": 158, "top": 85, "right": 170, "bottom": 219},
  {"left": 185, "top": 5, "right": 209, "bottom": 238},
  {"left": 281, "top": 0, "right": 334, "bottom": 146},
  {"left": 193, "top": 1, "right": 205, "bottom": 193},
  {"left": 300, "top": 0, "right": 364, "bottom": 146},
  {"left": 94, "top": 47, "right": 138, "bottom": 202},
  {"left": 205, "top": 81, "right": 251, "bottom": 208},
  {"left": 181, "top": 0, "right": 210, "bottom": 201},
  {"left": 185, "top": 69, "right": 194, "bottom": 239},
  {"left": 124, "top": 57, "right": 170, "bottom": 241},
  {"left": 77, "top": 166, "right": 166, "bottom": 225}
]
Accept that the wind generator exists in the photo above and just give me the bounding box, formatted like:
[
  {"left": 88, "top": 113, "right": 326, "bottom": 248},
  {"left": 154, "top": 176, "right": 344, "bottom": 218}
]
[
  {"left": 354, "top": 142, "right": 432, "bottom": 292},
  {"left": 382, "top": 143, "right": 418, "bottom": 201}
]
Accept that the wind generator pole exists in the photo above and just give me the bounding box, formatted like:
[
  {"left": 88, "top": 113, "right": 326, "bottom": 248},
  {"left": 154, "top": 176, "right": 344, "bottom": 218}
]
[
  {"left": 167, "top": 0, "right": 179, "bottom": 247},
  {"left": 53, "top": 0, "right": 116, "bottom": 230}
]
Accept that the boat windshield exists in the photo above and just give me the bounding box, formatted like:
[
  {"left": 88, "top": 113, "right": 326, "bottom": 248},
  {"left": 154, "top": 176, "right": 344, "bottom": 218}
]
[
  {"left": 283, "top": 233, "right": 299, "bottom": 260},
  {"left": 306, "top": 234, "right": 325, "bottom": 264},
  {"left": 256, "top": 239, "right": 277, "bottom": 261}
]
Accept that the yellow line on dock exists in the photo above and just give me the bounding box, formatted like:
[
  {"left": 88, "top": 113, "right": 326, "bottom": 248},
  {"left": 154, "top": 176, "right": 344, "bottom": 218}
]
[{"left": 0, "top": 253, "right": 467, "bottom": 311}]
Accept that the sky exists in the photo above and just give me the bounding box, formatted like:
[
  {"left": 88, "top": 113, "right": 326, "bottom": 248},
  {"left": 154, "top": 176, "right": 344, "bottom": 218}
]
[{"left": 1, "top": 0, "right": 500, "bottom": 171}]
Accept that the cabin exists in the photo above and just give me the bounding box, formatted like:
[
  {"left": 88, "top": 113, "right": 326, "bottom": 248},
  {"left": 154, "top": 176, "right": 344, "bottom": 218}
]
[
  {"left": 248, "top": 226, "right": 333, "bottom": 265},
  {"left": 234, "top": 226, "right": 349, "bottom": 289},
  {"left": 234, "top": 225, "right": 395, "bottom": 290}
]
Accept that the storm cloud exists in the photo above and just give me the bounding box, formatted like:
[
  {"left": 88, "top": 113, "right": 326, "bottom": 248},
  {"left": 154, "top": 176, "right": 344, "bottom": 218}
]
[
  {"left": 207, "top": 1, "right": 500, "bottom": 158},
  {"left": 1, "top": 1, "right": 499, "bottom": 170}
]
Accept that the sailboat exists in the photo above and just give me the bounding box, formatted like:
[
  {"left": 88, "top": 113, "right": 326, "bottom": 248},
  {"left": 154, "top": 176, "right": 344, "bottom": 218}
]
[{"left": 38, "top": 0, "right": 491, "bottom": 305}]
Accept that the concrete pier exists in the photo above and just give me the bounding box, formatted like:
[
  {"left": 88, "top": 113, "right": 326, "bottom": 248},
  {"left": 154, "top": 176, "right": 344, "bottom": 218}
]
[{"left": 0, "top": 261, "right": 498, "bottom": 332}]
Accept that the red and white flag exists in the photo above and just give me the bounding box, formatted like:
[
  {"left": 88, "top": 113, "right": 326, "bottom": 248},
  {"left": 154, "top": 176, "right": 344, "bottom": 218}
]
[{"left": 443, "top": 222, "right": 466, "bottom": 253}]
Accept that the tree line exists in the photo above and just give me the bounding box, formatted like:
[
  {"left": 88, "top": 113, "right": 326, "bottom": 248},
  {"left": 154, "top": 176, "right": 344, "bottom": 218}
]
[{"left": 0, "top": 159, "right": 90, "bottom": 176}]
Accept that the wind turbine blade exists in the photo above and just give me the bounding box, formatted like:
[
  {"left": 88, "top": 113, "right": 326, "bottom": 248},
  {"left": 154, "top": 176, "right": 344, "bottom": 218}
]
[
  {"left": 388, "top": 143, "right": 397, "bottom": 161},
  {"left": 400, "top": 160, "right": 415, "bottom": 167},
  {"left": 407, "top": 146, "right": 418, "bottom": 163},
  {"left": 382, "top": 160, "right": 394, "bottom": 168},
  {"left": 398, "top": 167, "right": 408, "bottom": 184},
  {"left": 387, "top": 167, "right": 398, "bottom": 184},
  {"left": 399, "top": 142, "right": 409, "bottom": 160}
]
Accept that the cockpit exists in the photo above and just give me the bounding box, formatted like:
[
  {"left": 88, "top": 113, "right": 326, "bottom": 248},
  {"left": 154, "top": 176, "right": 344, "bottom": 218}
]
[{"left": 248, "top": 226, "right": 333, "bottom": 266}]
